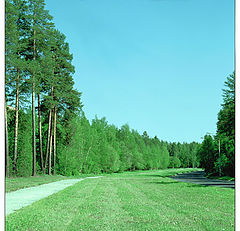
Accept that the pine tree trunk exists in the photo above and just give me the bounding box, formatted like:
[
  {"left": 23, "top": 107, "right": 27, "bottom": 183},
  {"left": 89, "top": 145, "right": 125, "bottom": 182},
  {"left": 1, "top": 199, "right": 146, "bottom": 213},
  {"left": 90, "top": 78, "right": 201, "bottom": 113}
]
[
  {"left": 53, "top": 106, "right": 57, "bottom": 175},
  {"left": 44, "top": 85, "right": 54, "bottom": 174},
  {"left": 5, "top": 104, "right": 10, "bottom": 178},
  {"left": 32, "top": 81, "right": 36, "bottom": 176},
  {"left": 44, "top": 108, "right": 52, "bottom": 174},
  {"left": 49, "top": 115, "right": 53, "bottom": 175},
  {"left": 38, "top": 94, "right": 44, "bottom": 171},
  {"left": 13, "top": 69, "right": 20, "bottom": 174},
  {"left": 32, "top": 12, "right": 37, "bottom": 176}
]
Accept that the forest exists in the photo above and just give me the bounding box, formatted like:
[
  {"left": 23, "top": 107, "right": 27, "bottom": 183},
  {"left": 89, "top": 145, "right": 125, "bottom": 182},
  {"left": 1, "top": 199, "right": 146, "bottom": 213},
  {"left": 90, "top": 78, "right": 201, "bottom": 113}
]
[{"left": 5, "top": 0, "right": 234, "bottom": 178}]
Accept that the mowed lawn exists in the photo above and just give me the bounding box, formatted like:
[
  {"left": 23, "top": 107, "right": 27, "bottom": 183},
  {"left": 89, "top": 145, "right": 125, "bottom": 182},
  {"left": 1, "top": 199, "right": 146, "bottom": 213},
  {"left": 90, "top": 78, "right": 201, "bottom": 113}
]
[
  {"left": 5, "top": 175, "right": 67, "bottom": 193},
  {"left": 6, "top": 169, "right": 235, "bottom": 231}
]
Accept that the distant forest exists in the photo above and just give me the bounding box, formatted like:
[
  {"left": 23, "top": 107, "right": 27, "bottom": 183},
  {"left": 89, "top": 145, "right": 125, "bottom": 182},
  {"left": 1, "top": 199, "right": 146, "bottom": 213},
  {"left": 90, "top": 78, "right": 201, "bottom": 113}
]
[{"left": 5, "top": 0, "right": 234, "bottom": 177}]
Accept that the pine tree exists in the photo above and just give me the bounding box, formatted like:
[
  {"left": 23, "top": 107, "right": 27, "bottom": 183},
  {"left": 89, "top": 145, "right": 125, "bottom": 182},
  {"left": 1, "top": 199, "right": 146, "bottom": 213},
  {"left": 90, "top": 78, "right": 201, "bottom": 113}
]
[
  {"left": 216, "top": 72, "right": 235, "bottom": 176},
  {"left": 41, "top": 29, "right": 81, "bottom": 174},
  {"left": 5, "top": 0, "right": 29, "bottom": 174},
  {"left": 217, "top": 72, "right": 235, "bottom": 139},
  {"left": 27, "top": 0, "right": 54, "bottom": 176}
]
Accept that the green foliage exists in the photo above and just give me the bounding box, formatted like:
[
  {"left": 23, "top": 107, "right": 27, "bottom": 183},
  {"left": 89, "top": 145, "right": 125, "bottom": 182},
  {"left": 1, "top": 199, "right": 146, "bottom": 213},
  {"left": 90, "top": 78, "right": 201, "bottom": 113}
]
[
  {"left": 15, "top": 110, "right": 33, "bottom": 176},
  {"left": 57, "top": 115, "right": 172, "bottom": 175},
  {"left": 216, "top": 72, "right": 235, "bottom": 176},
  {"left": 197, "top": 135, "right": 216, "bottom": 174},
  {"left": 198, "top": 72, "right": 235, "bottom": 177},
  {"left": 167, "top": 141, "right": 199, "bottom": 168},
  {"left": 159, "top": 144, "right": 169, "bottom": 169},
  {"left": 169, "top": 156, "right": 181, "bottom": 168},
  {"left": 6, "top": 109, "right": 33, "bottom": 177}
]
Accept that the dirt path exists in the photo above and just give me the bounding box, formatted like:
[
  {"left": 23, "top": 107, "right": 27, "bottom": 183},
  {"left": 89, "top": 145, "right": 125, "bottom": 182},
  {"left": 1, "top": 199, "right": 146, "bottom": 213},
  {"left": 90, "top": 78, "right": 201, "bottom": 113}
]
[
  {"left": 6, "top": 176, "right": 103, "bottom": 215},
  {"left": 170, "top": 171, "right": 235, "bottom": 189}
]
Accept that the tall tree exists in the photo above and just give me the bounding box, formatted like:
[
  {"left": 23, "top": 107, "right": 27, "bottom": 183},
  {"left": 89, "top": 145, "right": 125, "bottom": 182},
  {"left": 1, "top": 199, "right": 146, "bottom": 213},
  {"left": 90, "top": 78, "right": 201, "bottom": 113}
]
[
  {"left": 27, "top": 0, "right": 54, "bottom": 176},
  {"left": 5, "top": 0, "right": 15, "bottom": 177},
  {"left": 5, "top": 0, "right": 29, "bottom": 174},
  {"left": 216, "top": 72, "right": 235, "bottom": 176},
  {"left": 50, "top": 30, "right": 80, "bottom": 174},
  {"left": 197, "top": 135, "right": 216, "bottom": 174}
]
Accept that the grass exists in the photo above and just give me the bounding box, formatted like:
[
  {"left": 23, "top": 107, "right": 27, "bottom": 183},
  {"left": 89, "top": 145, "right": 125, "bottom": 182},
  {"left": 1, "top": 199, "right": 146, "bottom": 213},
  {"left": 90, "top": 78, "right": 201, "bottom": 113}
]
[
  {"left": 5, "top": 175, "right": 67, "bottom": 193},
  {"left": 6, "top": 168, "right": 235, "bottom": 231},
  {"left": 5, "top": 169, "right": 194, "bottom": 193}
]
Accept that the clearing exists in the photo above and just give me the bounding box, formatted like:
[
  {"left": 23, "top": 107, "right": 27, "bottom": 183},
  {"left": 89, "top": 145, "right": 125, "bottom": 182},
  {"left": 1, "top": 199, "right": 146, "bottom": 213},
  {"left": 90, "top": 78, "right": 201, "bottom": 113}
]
[{"left": 6, "top": 168, "right": 234, "bottom": 231}]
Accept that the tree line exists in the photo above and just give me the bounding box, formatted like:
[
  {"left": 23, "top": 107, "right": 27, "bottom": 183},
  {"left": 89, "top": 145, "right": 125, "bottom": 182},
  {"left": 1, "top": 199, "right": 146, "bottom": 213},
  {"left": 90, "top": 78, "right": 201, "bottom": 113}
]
[
  {"left": 5, "top": 0, "right": 81, "bottom": 177},
  {"left": 53, "top": 116, "right": 200, "bottom": 175},
  {"left": 5, "top": 0, "right": 200, "bottom": 177},
  {"left": 197, "top": 72, "right": 235, "bottom": 177}
]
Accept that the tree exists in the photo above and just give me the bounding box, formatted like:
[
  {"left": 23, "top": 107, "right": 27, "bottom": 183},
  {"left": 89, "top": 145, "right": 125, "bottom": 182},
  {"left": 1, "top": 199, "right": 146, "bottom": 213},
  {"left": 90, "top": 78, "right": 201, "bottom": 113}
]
[
  {"left": 189, "top": 142, "right": 199, "bottom": 168},
  {"left": 169, "top": 156, "right": 181, "bottom": 168},
  {"left": 49, "top": 30, "right": 80, "bottom": 175},
  {"left": 5, "top": 0, "right": 83, "bottom": 177},
  {"left": 197, "top": 135, "right": 216, "bottom": 174},
  {"left": 216, "top": 72, "right": 235, "bottom": 176},
  {"left": 5, "top": 0, "right": 29, "bottom": 174},
  {"left": 159, "top": 144, "right": 169, "bottom": 169},
  {"left": 27, "top": 0, "right": 54, "bottom": 176},
  {"left": 217, "top": 72, "right": 235, "bottom": 139}
]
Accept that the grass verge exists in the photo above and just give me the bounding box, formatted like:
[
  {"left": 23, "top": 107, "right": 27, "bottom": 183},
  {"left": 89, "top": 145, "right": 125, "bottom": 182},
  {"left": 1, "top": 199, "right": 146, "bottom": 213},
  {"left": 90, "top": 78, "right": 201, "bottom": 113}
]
[
  {"left": 5, "top": 175, "right": 67, "bottom": 193},
  {"left": 6, "top": 168, "right": 234, "bottom": 231}
]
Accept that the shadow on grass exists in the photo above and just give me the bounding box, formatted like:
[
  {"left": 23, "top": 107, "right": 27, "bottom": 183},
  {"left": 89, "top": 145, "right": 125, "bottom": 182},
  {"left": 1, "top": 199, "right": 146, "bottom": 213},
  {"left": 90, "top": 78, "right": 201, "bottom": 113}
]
[
  {"left": 138, "top": 175, "right": 174, "bottom": 178},
  {"left": 186, "top": 183, "right": 235, "bottom": 189},
  {"left": 139, "top": 175, "right": 163, "bottom": 177},
  {"left": 147, "top": 181, "right": 180, "bottom": 185},
  {"left": 146, "top": 180, "right": 234, "bottom": 189}
]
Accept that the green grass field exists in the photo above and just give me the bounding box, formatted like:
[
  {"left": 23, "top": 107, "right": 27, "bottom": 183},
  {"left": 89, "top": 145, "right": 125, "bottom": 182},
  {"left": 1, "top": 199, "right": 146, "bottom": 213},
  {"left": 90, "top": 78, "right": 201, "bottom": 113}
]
[{"left": 6, "top": 169, "right": 235, "bottom": 231}]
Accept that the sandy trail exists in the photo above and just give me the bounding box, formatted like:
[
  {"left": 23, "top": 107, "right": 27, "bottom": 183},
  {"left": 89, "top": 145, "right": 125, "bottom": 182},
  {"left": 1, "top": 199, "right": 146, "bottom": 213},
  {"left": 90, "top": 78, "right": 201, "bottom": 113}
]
[{"left": 6, "top": 176, "right": 102, "bottom": 215}]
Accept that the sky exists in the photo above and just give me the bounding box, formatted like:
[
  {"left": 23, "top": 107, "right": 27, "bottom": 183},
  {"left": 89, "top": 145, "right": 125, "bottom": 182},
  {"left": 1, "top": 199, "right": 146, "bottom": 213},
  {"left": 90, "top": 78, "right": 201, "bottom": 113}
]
[{"left": 44, "top": 0, "right": 234, "bottom": 143}]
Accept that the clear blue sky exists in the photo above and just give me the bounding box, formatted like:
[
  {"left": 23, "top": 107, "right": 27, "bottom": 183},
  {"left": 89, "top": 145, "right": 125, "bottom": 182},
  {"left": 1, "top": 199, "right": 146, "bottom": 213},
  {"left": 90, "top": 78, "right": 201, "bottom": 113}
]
[{"left": 45, "top": 0, "right": 234, "bottom": 143}]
